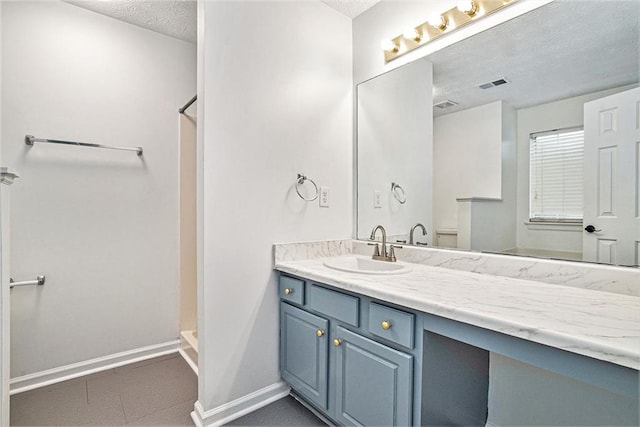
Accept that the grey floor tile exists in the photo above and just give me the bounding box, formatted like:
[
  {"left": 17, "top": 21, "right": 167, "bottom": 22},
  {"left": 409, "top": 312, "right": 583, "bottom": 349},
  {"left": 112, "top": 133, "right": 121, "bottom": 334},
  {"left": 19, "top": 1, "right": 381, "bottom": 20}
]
[
  {"left": 118, "top": 367, "right": 197, "bottom": 421},
  {"left": 11, "top": 380, "right": 87, "bottom": 426},
  {"left": 85, "top": 393, "right": 127, "bottom": 426},
  {"left": 88, "top": 355, "right": 194, "bottom": 401},
  {"left": 11, "top": 354, "right": 196, "bottom": 427},
  {"left": 11, "top": 379, "right": 126, "bottom": 426},
  {"left": 87, "top": 354, "right": 197, "bottom": 422},
  {"left": 10, "top": 355, "right": 325, "bottom": 427},
  {"left": 124, "top": 355, "right": 194, "bottom": 383},
  {"left": 127, "top": 399, "right": 195, "bottom": 426},
  {"left": 226, "top": 396, "right": 327, "bottom": 426}
]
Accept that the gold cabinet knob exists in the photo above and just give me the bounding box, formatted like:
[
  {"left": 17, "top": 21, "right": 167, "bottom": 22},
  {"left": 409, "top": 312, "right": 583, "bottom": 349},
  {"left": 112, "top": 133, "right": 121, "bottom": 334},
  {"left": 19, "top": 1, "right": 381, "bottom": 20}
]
[
  {"left": 316, "top": 329, "right": 325, "bottom": 338},
  {"left": 333, "top": 339, "right": 343, "bottom": 347},
  {"left": 284, "top": 288, "right": 294, "bottom": 295},
  {"left": 381, "top": 321, "right": 392, "bottom": 330}
]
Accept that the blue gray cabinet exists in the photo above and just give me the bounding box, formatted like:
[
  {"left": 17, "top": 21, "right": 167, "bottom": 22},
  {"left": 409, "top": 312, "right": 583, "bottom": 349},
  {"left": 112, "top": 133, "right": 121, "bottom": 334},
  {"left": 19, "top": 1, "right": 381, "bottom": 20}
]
[
  {"left": 334, "top": 326, "right": 413, "bottom": 426},
  {"left": 280, "top": 302, "right": 329, "bottom": 410},
  {"left": 279, "top": 272, "right": 638, "bottom": 426},
  {"left": 279, "top": 275, "right": 415, "bottom": 426}
]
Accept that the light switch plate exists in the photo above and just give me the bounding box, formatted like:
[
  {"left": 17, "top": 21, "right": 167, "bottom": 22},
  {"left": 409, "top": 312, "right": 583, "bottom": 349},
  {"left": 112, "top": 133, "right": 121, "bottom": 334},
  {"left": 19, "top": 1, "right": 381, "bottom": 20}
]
[{"left": 374, "top": 190, "right": 382, "bottom": 208}]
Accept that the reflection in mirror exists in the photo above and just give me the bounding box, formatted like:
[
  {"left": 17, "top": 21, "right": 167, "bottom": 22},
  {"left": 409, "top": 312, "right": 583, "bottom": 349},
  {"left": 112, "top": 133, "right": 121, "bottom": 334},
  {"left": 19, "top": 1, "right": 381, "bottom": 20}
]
[
  {"left": 356, "top": 1, "right": 639, "bottom": 267},
  {"left": 357, "top": 59, "right": 433, "bottom": 246}
]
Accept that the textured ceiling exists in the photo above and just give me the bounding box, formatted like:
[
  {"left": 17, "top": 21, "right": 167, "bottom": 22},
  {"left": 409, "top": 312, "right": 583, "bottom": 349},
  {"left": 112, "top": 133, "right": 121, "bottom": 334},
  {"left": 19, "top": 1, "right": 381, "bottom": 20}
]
[
  {"left": 62, "top": 0, "right": 638, "bottom": 116},
  {"left": 63, "top": 0, "right": 379, "bottom": 43},
  {"left": 321, "top": 0, "right": 380, "bottom": 18},
  {"left": 430, "top": 1, "right": 640, "bottom": 116},
  {"left": 64, "top": 0, "right": 197, "bottom": 43}
]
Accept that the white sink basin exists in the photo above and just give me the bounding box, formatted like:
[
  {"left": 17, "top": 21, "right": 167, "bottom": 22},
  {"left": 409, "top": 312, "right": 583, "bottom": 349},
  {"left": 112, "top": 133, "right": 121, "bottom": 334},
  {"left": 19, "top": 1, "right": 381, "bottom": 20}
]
[{"left": 323, "top": 256, "right": 412, "bottom": 275}]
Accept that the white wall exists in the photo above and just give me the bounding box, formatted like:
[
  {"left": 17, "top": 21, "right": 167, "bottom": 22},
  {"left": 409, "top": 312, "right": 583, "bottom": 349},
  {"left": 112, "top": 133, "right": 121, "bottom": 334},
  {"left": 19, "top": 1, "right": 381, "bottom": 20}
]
[
  {"left": 357, "top": 59, "right": 433, "bottom": 243},
  {"left": 1, "top": 1, "right": 196, "bottom": 376},
  {"left": 499, "top": 101, "right": 518, "bottom": 249},
  {"left": 515, "top": 86, "right": 634, "bottom": 254},
  {"left": 197, "top": 0, "right": 352, "bottom": 420},
  {"left": 434, "top": 101, "right": 503, "bottom": 231},
  {"left": 450, "top": 102, "right": 517, "bottom": 252},
  {"left": 488, "top": 354, "right": 639, "bottom": 426}
]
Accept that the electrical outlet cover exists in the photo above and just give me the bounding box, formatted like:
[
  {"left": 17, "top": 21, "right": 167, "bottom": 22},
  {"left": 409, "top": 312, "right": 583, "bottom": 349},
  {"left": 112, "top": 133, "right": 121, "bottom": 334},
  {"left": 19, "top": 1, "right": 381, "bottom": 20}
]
[
  {"left": 374, "top": 190, "right": 382, "bottom": 208},
  {"left": 320, "top": 186, "right": 330, "bottom": 207}
]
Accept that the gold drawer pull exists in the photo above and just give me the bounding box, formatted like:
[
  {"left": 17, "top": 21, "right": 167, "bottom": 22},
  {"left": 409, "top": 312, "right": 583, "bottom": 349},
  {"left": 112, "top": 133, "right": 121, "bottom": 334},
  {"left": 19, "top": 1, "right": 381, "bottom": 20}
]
[
  {"left": 333, "top": 339, "right": 343, "bottom": 347},
  {"left": 284, "top": 288, "right": 294, "bottom": 295},
  {"left": 381, "top": 321, "right": 392, "bottom": 330},
  {"left": 316, "top": 330, "right": 325, "bottom": 338}
]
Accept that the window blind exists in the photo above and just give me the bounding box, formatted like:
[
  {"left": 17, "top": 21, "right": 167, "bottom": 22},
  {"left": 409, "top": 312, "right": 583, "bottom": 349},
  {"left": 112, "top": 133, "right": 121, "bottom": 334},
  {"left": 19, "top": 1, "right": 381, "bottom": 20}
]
[{"left": 529, "top": 127, "right": 584, "bottom": 221}]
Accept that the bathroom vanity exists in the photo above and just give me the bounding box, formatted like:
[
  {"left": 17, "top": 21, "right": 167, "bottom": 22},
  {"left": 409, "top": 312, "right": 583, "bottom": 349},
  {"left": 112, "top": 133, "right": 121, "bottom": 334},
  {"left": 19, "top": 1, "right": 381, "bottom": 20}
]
[
  {"left": 280, "top": 275, "right": 418, "bottom": 426},
  {"left": 275, "top": 242, "right": 639, "bottom": 426}
]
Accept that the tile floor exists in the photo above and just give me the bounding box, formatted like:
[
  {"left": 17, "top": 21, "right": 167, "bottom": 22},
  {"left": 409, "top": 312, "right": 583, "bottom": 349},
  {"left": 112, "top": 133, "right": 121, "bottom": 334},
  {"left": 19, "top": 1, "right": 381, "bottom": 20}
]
[
  {"left": 11, "top": 354, "right": 196, "bottom": 426},
  {"left": 228, "top": 396, "right": 326, "bottom": 426},
  {"left": 10, "top": 353, "right": 326, "bottom": 427}
]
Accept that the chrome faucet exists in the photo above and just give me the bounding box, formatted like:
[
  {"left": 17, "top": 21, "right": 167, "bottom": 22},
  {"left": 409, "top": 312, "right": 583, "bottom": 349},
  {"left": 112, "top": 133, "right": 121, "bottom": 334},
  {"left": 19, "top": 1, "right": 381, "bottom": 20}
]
[
  {"left": 370, "top": 225, "right": 402, "bottom": 262},
  {"left": 410, "top": 223, "right": 427, "bottom": 245}
]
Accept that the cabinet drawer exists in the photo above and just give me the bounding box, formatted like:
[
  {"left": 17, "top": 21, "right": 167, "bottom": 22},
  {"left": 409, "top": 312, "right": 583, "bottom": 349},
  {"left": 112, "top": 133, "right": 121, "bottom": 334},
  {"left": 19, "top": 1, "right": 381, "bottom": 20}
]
[
  {"left": 308, "top": 284, "right": 359, "bottom": 327},
  {"left": 279, "top": 276, "right": 304, "bottom": 305},
  {"left": 369, "top": 302, "right": 414, "bottom": 349}
]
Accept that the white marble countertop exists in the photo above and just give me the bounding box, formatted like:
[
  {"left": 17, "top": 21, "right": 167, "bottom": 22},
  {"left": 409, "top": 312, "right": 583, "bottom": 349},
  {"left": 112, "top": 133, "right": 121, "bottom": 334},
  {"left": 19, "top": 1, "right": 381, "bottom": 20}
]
[{"left": 275, "top": 255, "right": 640, "bottom": 370}]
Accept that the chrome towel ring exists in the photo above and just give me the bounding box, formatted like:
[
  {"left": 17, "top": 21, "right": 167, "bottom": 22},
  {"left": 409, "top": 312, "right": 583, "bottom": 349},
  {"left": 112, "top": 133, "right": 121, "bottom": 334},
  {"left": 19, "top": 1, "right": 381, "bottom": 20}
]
[
  {"left": 391, "top": 182, "right": 406, "bottom": 204},
  {"left": 296, "top": 173, "right": 319, "bottom": 201}
]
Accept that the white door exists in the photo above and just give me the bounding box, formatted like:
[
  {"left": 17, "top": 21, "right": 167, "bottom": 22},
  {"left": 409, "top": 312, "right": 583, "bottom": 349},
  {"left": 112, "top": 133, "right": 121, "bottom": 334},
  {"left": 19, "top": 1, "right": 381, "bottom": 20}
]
[{"left": 583, "top": 87, "right": 640, "bottom": 266}]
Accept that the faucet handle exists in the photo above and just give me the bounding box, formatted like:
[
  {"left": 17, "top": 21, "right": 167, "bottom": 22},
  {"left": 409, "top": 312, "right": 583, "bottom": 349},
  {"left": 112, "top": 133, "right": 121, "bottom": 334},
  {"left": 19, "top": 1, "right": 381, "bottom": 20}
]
[
  {"left": 388, "top": 244, "right": 402, "bottom": 262},
  {"left": 368, "top": 242, "right": 380, "bottom": 257}
]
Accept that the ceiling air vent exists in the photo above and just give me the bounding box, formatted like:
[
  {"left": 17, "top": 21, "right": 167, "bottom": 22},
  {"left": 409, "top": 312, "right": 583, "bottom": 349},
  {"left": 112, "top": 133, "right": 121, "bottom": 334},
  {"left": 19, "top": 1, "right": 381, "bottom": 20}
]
[
  {"left": 478, "top": 77, "right": 510, "bottom": 89},
  {"left": 434, "top": 100, "right": 458, "bottom": 109}
]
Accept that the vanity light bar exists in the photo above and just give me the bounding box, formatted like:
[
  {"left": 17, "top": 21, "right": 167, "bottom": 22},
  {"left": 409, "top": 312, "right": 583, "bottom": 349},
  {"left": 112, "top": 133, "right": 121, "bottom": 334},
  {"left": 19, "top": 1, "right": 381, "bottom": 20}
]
[{"left": 382, "top": 0, "right": 518, "bottom": 63}]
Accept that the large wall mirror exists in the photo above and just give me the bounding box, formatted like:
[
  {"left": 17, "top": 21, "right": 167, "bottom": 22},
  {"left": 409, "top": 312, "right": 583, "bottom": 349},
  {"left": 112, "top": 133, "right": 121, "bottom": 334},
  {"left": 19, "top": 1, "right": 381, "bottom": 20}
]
[{"left": 356, "top": 1, "right": 639, "bottom": 267}]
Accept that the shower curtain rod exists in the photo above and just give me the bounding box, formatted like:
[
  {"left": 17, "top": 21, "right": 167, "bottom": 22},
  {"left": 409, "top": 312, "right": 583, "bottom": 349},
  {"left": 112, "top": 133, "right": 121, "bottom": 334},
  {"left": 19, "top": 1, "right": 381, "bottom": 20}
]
[
  {"left": 179, "top": 95, "right": 197, "bottom": 114},
  {"left": 25, "top": 135, "right": 143, "bottom": 156}
]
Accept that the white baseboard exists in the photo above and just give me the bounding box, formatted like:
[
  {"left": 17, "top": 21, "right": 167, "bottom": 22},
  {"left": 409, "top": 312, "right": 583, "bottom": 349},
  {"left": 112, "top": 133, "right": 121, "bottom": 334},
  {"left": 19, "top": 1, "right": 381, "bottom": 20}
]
[
  {"left": 178, "top": 347, "right": 198, "bottom": 375},
  {"left": 191, "top": 381, "right": 290, "bottom": 427},
  {"left": 10, "top": 339, "right": 180, "bottom": 395}
]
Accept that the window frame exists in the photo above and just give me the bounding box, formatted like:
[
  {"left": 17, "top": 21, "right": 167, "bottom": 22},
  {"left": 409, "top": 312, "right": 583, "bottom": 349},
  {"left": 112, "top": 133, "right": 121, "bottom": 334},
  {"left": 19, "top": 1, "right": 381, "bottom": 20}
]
[{"left": 528, "top": 125, "right": 584, "bottom": 224}]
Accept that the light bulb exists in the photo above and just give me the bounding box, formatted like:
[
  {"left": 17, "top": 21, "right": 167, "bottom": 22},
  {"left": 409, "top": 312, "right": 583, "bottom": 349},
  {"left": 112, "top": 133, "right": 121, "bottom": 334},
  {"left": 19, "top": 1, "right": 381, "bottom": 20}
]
[
  {"left": 457, "top": 0, "right": 478, "bottom": 16},
  {"left": 402, "top": 27, "right": 422, "bottom": 42},
  {"left": 380, "top": 39, "right": 398, "bottom": 52},
  {"left": 427, "top": 14, "right": 447, "bottom": 30}
]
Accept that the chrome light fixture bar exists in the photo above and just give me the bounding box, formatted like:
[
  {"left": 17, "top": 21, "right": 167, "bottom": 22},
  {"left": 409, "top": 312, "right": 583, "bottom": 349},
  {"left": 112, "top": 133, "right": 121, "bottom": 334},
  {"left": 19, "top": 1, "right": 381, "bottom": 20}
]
[{"left": 382, "top": 0, "right": 518, "bottom": 63}]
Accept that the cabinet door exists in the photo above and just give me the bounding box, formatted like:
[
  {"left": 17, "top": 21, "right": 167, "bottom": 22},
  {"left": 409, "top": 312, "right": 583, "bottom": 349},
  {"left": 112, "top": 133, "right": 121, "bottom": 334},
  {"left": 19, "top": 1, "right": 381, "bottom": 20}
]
[
  {"left": 280, "top": 302, "right": 329, "bottom": 410},
  {"left": 335, "top": 326, "right": 413, "bottom": 426}
]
